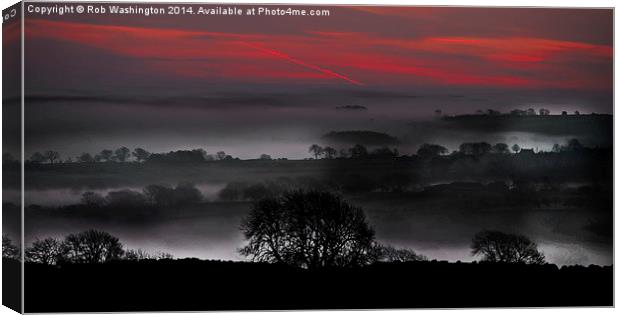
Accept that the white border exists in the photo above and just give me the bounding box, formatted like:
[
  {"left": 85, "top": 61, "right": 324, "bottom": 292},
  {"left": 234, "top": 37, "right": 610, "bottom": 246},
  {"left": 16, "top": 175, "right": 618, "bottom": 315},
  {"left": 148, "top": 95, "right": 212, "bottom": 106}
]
[{"left": 0, "top": 0, "right": 616, "bottom": 314}]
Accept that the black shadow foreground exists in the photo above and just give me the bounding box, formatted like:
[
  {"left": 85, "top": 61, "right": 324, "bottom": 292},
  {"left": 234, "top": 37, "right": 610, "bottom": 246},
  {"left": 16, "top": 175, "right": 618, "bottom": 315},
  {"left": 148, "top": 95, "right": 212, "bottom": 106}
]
[{"left": 25, "top": 259, "right": 612, "bottom": 312}]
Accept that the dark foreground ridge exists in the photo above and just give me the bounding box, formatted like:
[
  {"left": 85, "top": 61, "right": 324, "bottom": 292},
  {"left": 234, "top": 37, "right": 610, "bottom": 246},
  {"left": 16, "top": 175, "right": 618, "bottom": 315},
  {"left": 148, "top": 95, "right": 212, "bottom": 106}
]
[{"left": 24, "top": 259, "right": 612, "bottom": 312}]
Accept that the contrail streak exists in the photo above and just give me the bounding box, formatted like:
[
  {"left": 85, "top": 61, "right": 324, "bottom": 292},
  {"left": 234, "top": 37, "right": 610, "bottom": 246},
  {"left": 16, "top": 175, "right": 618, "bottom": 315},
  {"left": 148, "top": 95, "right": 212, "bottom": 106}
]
[{"left": 238, "top": 41, "right": 365, "bottom": 86}]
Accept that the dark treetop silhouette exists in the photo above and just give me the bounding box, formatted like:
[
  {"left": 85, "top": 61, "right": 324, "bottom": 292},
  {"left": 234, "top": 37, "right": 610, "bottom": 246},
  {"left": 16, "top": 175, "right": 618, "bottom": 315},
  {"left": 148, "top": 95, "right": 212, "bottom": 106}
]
[
  {"left": 471, "top": 230, "right": 545, "bottom": 264},
  {"left": 240, "top": 190, "right": 376, "bottom": 269}
]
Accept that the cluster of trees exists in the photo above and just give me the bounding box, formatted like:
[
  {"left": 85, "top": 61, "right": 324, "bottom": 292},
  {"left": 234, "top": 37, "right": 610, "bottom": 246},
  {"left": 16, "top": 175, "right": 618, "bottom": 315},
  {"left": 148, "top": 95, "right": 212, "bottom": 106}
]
[
  {"left": 3, "top": 231, "right": 173, "bottom": 265},
  {"left": 307, "top": 139, "right": 586, "bottom": 161},
  {"left": 8, "top": 191, "right": 547, "bottom": 268},
  {"left": 451, "top": 108, "right": 583, "bottom": 117},
  {"left": 240, "top": 190, "right": 423, "bottom": 268},
  {"left": 2, "top": 234, "right": 20, "bottom": 260},
  {"left": 26, "top": 148, "right": 243, "bottom": 164},
  {"left": 22, "top": 138, "right": 589, "bottom": 165},
  {"left": 309, "top": 144, "right": 399, "bottom": 159},
  {"left": 219, "top": 172, "right": 413, "bottom": 201},
  {"left": 27, "top": 147, "right": 149, "bottom": 164},
  {"left": 80, "top": 183, "right": 203, "bottom": 209},
  {"left": 240, "top": 190, "right": 544, "bottom": 269}
]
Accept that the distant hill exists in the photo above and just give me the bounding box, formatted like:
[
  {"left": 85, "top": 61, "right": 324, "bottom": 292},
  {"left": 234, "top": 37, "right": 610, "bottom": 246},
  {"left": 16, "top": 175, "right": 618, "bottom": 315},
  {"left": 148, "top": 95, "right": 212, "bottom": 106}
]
[{"left": 322, "top": 130, "right": 399, "bottom": 146}]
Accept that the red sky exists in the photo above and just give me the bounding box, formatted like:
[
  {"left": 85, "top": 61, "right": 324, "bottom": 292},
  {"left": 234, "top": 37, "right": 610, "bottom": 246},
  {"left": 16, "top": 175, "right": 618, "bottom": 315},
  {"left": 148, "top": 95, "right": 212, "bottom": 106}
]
[{"left": 22, "top": 5, "right": 612, "bottom": 91}]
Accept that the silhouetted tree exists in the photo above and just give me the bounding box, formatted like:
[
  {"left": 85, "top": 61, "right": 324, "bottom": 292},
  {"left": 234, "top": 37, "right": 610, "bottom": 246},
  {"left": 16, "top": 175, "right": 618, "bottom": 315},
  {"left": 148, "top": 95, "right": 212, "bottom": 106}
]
[
  {"left": 105, "top": 190, "right": 147, "bottom": 208},
  {"left": 323, "top": 147, "right": 337, "bottom": 159},
  {"left": 574, "top": 111, "right": 580, "bottom": 115},
  {"left": 216, "top": 151, "right": 227, "bottom": 161},
  {"left": 63, "top": 230, "right": 124, "bottom": 263},
  {"left": 173, "top": 183, "right": 203, "bottom": 204},
  {"left": 78, "top": 152, "right": 95, "bottom": 163},
  {"left": 124, "top": 248, "right": 173, "bottom": 261},
  {"left": 114, "top": 147, "right": 131, "bottom": 162},
  {"left": 308, "top": 144, "right": 324, "bottom": 159},
  {"left": 25, "top": 238, "right": 63, "bottom": 265},
  {"left": 375, "top": 245, "right": 427, "bottom": 262},
  {"left": 44, "top": 150, "right": 60, "bottom": 164},
  {"left": 471, "top": 230, "right": 545, "bottom": 264},
  {"left": 132, "top": 148, "right": 151, "bottom": 162},
  {"left": 259, "top": 154, "right": 272, "bottom": 160},
  {"left": 97, "top": 149, "right": 114, "bottom": 162},
  {"left": 147, "top": 150, "right": 206, "bottom": 163},
  {"left": 29, "top": 152, "right": 45, "bottom": 164},
  {"left": 526, "top": 108, "right": 536, "bottom": 116},
  {"left": 510, "top": 109, "right": 526, "bottom": 116},
  {"left": 459, "top": 142, "right": 491, "bottom": 156},
  {"left": 552, "top": 144, "right": 562, "bottom": 153},
  {"left": 240, "top": 191, "right": 375, "bottom": 269},
  {"left": 539, "top": 108, "right": 550, "bottom": 115},
  {"left": 511, "top": 144, "right": 521, "bottom": 153},
  {"left": 492, "top": 143, "right": 510, "bottom": 154},
  {"left": 561, "top": 111, "right": 567, "bottom": 115},
  {"left": 191, "top": 148, "right": 207, "bottom": 159},
  {"left": 143, "top": 185, "right": 176, "bottom": 207},
  {"left": 349, "top": 144, "right": 369, "bottom": 158},
  {"left": 371, "top": 147, "right": 399, "bottom": 158},
  {"left": 417, "top": 143, "right": 448, "bottom": 159},
  {"left": 2, "top": 235, "right": 19, "bottom": 260},
  {"left": 219, "top": 182, "right": 249, "bottom": 201},
  {"left": 81, "top": 192, "right": 106, "bottom": 208}
]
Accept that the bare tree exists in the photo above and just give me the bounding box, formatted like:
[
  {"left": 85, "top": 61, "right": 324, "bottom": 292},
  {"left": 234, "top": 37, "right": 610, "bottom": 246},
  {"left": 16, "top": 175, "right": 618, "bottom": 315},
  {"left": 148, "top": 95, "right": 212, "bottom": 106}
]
[
  {"left": 240, "top": 190, "right": 375, "bottom": 269},
  {"left": 2, "top": 235, "right": 20, "bottom": 260},
  {"left": 375, "top": 245, "right": 427, "bottom": 262},
  {"left": 63, "top": 230, "right": 124, "bottom": 263},
  {"left": 308, "top": 144, "right": 324, "bottom": 159},
  {"left": 44, "top": 150, "right": 60, "bottom": 164},
  {"left": 25, "top": 238, "right": 64, "bottom": 265},
  {"left": 124, "top": 248, "right": 174, "bottom": 261},
  {"left": 471, "top": 230, "right": 545, "bottom": 264}
]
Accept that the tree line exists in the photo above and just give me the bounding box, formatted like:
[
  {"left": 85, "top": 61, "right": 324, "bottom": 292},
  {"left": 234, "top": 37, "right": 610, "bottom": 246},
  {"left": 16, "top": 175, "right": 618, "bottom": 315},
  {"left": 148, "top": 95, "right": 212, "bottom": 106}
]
[
  {"left": 80, "top": 183, "right": 203, "bottom": 209},
  {"left": 11, "top": 137, "right": 590, "bottom": 165},
  {"left": 239, "top": 190, "right": 545, "bottom": 269},
  {"left": 22, "top": 148, "right": 242, "bottom": 165},
  {"left": 306, "top": 138, "right": 587, "bottom": 160},
  {"left": 437, "top": 107, "right": 591, "bottom": 117},
  {"left": 6, "top": 190, "right": 547, "bottom": 268},
  {"left": 3, "top": 231, "right": 173, "bottom": 265}
]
